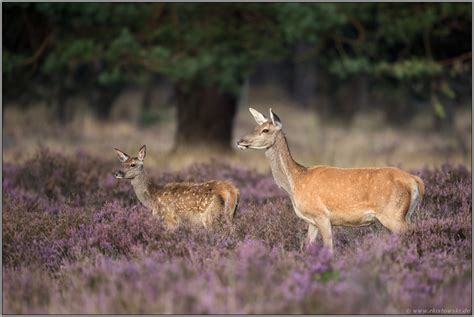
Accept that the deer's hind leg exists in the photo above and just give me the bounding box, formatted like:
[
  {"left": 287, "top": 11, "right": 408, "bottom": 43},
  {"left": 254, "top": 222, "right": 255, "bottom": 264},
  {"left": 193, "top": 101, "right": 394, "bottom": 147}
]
[
  {"left": 376, "top": 214, "right": 407, "bottom": 234},
  {"left": 376, "top": 185, "right": 411, "bottom": 234},
  {"left": 224, "top": 187, "right": 239, "bottom": 220},
  {"left": 230, "top": 187, "right": 240, "bottom": 218},
  {"left": 200, "top": 195, "right": 223, "bottom": 228},
  {"left": 216, "top": 184, "right": 239, "bottom": 221},
  {"left": 163, "top": 212, "right": 179, "bottom": 229}
]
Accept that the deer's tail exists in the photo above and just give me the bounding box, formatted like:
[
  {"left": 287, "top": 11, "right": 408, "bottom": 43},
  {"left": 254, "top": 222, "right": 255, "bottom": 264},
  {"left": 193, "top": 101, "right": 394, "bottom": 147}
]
[
  {"left": 413, "top": 175, "right": 425, "bottom": 201},
  {"left": 406, "top": 175, "right": 425, "bottom": 223},
  {"left": 218, "top": 181, "right": 240, "bottom": 220}
]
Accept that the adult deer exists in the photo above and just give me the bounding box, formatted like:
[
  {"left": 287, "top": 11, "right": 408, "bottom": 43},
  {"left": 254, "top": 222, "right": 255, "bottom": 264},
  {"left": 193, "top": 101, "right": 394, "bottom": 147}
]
[
  {"left": 114, "top": 145, "right": 239, "bottom": 228},
  {"left": 236, "top": 108, "right": 425, "bottom": 254}
]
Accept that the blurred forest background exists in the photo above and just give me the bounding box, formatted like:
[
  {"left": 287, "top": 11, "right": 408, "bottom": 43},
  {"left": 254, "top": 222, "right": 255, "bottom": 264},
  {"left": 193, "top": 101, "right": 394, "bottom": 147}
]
[{"left": 3, "top": 3, "right": 472, "bottom": 170}]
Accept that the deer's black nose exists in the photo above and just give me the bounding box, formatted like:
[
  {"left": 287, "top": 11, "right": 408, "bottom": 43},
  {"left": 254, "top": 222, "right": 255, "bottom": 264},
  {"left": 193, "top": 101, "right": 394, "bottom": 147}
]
[
  {"left": 236, "top": 139, "right": 249, "bottom": 150},
  {"left": 114, "top": 171, "right": 125, "bottom": 179}
]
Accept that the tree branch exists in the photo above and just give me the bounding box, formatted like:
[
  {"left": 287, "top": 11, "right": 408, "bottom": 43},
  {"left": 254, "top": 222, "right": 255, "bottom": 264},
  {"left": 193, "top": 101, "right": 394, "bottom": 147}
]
[
  {"left": 439, "top": 52, "right": 472, "bottom": 66},
  {"left": 22, "top": 33, "right": 53, "bottom": 66}
]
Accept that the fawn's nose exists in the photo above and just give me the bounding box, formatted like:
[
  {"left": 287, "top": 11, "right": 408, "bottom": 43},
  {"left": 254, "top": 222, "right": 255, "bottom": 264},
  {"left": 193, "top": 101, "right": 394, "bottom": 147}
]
[{"left": 114, "top": 171, "right": 124, "bottom": 179}]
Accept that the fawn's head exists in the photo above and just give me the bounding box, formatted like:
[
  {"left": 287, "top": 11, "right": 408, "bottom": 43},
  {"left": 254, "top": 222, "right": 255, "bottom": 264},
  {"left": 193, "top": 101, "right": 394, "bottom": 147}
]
[
  {"left": 113, "top": 145, "right": 146, "bottom": 179},
  {"left": 237, "top": 108, "right": 283, "bottom": 150}
]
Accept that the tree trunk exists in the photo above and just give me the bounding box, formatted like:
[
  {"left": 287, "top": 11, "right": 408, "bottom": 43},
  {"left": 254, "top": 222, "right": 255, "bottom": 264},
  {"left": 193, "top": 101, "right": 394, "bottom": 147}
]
[
  {"left": 90, "top": 84, "right": 122, "bottom": 120},
  {"left": 51, "top": 73, "right": 71, "bottom": 125},
  {"left": 142, "top": 76, "right": 157, "bottom": 112},
  {"left": 174, "top": 84, "right": 238, "bottom": 152}
]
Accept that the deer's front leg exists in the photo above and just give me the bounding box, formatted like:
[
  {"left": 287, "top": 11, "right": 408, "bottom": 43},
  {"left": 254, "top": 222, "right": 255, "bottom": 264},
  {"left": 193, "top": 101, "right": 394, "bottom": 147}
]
[
  {"left": 305, "top": 223, "right": 319, "bottom": 249},
  {"left": 314, "top": 216, "right": 334, "bottom": 254}
]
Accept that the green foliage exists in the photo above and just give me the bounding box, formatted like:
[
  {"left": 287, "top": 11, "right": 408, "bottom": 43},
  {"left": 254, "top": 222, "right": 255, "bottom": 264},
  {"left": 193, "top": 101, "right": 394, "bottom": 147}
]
[
  {"left": 138, "top": 111, "right": 161, "bottom": 128},
  {"left": 374, "top": 59, "right": 443, "bottom": 80},
  {"left": 330, "top": 57, "right": 372, "bottom": 79},
  {"left": 42, "top": 39, "right": 100, "bottom": 74},
  {"left": 315, "top": 3, "right": 471, "bottom": 121},
  {"left": 313, "top": 270, "right": 340, "bottom": 283},
  {"left": 2, "top": 3, "right": 343, "bottom": 96},
  {"left": 328, "top": 57, "right": 446, "bottom": 81},
  {"left": 138, "top": 109, "right": 173, "bottom": 128},
  {"left": 322, "top": 3, "right": 471, "bottom": 79},
  {"left": 98, "top": 68, "right": 122, "bottom": 86},
  {"left": 431, "top": 95, "right": 446, "bottom": 119},
  {"left": 276, "top": 3, "right": 344, "bottom": 44},
  {"left": 3, "top": 51, "right": 27, "bottom": 75},
  {"left": 2, "top": 2, "right": 471, "bottom": 118}
]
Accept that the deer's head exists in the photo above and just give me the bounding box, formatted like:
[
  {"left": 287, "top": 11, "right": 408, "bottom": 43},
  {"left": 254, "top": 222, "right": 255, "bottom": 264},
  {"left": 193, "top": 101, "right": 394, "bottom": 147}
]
[
  {"left": 236, "top": 108, "right": 283, "bottom": 151},
  {"left": 113, "top": 145, "right": 146, "bottom": 179}
]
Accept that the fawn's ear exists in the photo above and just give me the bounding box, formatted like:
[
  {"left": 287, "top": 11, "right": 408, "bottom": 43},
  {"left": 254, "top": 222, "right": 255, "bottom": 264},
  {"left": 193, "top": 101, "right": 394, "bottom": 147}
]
[
  {"left": 114, "top": 148, "right": 129, "bottom": 162},
  {"left": 138, "top": 145, "right": 146, "bottom": 161},
  {"left": 269, "top": 108, "right": 282, "bottom": 130},
  {"left": 249, "top": 107, "right": 268, "bottom": 125}
]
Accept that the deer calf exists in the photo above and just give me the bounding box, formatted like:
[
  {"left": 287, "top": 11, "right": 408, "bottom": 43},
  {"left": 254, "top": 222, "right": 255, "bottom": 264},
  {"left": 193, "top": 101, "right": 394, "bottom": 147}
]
[
  {"left": 114, "top": 145, "right": 239, "bottom": 228},
  {"left": 237, "top": 108, "right": 425, "bottom": 254}
]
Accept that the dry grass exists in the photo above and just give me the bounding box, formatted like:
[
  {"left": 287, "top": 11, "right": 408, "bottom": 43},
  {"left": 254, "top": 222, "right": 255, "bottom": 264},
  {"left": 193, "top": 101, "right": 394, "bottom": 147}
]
[{"left": 2, "top": 86, "right": 471, "bottom": 172}]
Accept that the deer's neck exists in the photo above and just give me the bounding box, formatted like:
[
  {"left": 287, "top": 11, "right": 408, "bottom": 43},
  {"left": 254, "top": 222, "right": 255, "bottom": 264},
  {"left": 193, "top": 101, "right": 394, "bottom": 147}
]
[
  {"left": 130, "top": 172, "right": 154, "bottom": 209},
  {"left": 265, "top": 131, "right": 303, "bottom": 195}
]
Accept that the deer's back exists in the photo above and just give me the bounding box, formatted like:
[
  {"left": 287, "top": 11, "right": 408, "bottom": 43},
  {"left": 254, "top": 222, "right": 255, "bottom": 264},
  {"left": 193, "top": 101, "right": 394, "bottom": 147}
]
[
  {"left": 295, "top": 165, "right": 418, "bottom": 212},
  {"left": 152, "top": 181, "right": 223, "bottom": 215}
]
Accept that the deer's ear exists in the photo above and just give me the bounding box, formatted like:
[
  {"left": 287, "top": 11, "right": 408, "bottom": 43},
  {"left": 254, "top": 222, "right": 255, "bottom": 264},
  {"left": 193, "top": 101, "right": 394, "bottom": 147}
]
[
  {"left": 138, "top": 145, "right": 146, "bottom": 161},
  {"left": 114, "top": 148, "right": 129, "bottom": 162},
  {"left": 249, "top": 107, "right": 268, "bottom": 125},
  {"left": 269, "top": 108, "right": 282, "bottom": 130}
]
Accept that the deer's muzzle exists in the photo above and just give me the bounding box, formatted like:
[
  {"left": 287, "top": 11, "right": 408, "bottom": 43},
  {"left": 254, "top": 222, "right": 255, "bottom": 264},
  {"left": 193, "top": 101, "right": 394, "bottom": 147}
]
[
  {"left": 114, "top": 171, "right": 125, "bottom": 179},
  {"left": 236, "top": 139, "right": 250, "bottom": 150}
]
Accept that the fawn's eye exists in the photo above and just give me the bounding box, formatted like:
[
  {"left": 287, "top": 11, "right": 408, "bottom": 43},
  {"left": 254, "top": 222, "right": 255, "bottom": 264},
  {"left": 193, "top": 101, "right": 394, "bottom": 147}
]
[
  {"left": 130, "top": 164, "right": 136, "bottom": 167},
  {"left": 262, "top": 129, "right": 269, "bottom": 133}
]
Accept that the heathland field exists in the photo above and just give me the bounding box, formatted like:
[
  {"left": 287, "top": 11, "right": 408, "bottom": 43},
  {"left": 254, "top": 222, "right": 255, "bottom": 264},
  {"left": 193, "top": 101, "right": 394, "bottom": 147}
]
[
  {"left": 2, "top": 97, "right": 472, "bottom": 313},
  {"left": 2, "top": 142, "right": 472, "bottom": 313}
]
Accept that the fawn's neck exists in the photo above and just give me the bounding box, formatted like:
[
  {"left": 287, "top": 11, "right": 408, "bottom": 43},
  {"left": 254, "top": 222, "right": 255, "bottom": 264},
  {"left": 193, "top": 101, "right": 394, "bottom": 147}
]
[
  {"left": 265, "top": 131, "right": 304, "bottom": 195},
  {"left": 130, "top": 172, "right": 154, "bottom": 209}
]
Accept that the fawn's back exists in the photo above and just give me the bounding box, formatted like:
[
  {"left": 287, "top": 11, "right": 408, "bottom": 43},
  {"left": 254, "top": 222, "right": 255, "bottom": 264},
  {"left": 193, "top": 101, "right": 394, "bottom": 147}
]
[{"left": 150, "top": 180, "right": 239, "bottom": 226}]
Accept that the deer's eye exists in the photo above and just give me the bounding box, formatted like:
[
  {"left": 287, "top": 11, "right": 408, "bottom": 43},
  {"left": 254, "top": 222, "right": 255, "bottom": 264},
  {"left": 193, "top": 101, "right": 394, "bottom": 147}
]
[
  {"left": 262, "top": 129, "right": 269, "bottom": 133},
  {"left": 130, "top": 163, "right": 136, "bottom": 167}
]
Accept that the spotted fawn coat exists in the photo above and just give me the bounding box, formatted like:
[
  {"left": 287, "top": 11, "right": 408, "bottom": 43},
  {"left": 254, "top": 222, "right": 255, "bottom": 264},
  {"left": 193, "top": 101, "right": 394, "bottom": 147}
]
[{"left": 114, "top": 145, "right": 239, "bottom": 228}]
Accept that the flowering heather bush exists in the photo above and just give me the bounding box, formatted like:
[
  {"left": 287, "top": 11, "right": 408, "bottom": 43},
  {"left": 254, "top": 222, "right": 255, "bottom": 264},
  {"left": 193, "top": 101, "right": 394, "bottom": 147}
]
[{"left": 3, "top": 149, "right": 472, "bottom": 314}]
